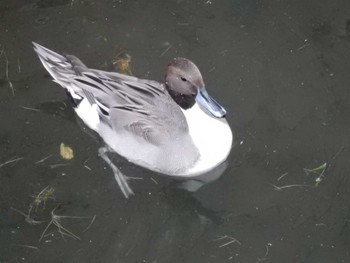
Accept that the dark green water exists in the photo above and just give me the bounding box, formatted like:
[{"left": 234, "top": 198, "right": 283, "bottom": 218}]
[{"left": 1, "top": 0, "right": 350, "bottom": 262}]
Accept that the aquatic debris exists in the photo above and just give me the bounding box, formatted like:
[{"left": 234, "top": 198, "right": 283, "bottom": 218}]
[
  {"left": 30, "top": 185, "right": 55, "bottom": 212},
  {"left": 304, "top": 162, "right": 327, "bottom": 175},
  {"left": 304, "top": 162, "right": 327, "bottom": 187},
  {"left": 1, "top": 47, "right": 8, "bottom": 79},
  {"left": 20, "top": 105, "right": 41, "bottom": 112},
  {"left": 11, "top": 207, "right": 45, "bottom": 225},
  {"left": 17, "top": 244, "right": 39, "bottom": 250},
  {"left": 160, "top": 44, "right": 172, "bottom": 57},
  {"left": 39, "top": 207, "right": 82, "bottom": 242},
  {"left": 0, "top": 47, "right": 15, "bottom": 96},
  {"left": 34, "top": 154, "right": 52, "bottom": 164},
  {"left": 11, "top": 185, "right": 56, "bottom": 224},
  {"left": 0, "top": 156, "right": 23, "bottom": 168},
  {"left": 114, "top": 53, "right": 133, "bottom": 76},
  {"left": 213, "top": 235, "right": 241, "bottom": 248},
  {"left": 277, "top": 172, "right": 288, "bottom": 181},
  {"left": 49, "top": 163, "right": 70, "bottom": 169},
  {"left": 84, "top": 165, "right": 92, "bottom": 171},
  {"left": 82, "top": 215, "right": 96, "bottom": 232},
  {"left": 12, "top": 185, "right": 92, "bottom": 244},
  {"left": 271, "top": 184, "right": 312, "bottom": 191},
  {"left": 60, "top": 143, "right": 74, "bottom": 160},
  {"left": 83, "top": 157, "right": 92, "bottom": 171},
  {"left": 272, "top": 163, "right": 327, "bottom": 190},
  {"left": 150, "top": 177, "right": 158, "bottom": 185},
  {"left": 256, "top": 243, "right": 272, "bottom": 263}
]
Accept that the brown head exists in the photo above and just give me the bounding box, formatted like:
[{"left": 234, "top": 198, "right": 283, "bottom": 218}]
[{"left": 165, "top": 58, "right": 226, "bottom": 118}]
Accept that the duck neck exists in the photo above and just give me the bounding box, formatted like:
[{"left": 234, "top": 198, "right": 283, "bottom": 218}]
[{"left": 165, "top": 84, "right": 196, "bottom": 110}]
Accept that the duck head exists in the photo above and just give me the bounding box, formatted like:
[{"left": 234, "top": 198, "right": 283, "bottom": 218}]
[{"left": 165, "top": 58, "right": 227, "bottom": 118}]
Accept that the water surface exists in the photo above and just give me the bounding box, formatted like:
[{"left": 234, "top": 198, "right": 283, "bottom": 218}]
[{"left": 1, "top": 0, "right": 350, "bottom": 262}]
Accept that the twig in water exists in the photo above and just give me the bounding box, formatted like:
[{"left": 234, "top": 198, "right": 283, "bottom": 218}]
[
  {"left": 82, "top": 215, "right": 96, "bottom": 232},
  {"left": 271, "top": 184, "right": 312, "bottom": 191},
  {"left": 34, "top": 154, "right": 52, "bottom": 164},
  {"left": 213, "top": 235, "right": 241, "bottom": 247},
  {"left": 0, "top": 157, "right": 23, "bottom": 168},
  {"left": 11, "top": 207, "right": 45, "bottom": 225},
  {"left": 20, "top": 106, "right": 41, "bottom": 112},
  {"left": 160, "top": 44, "right": 172, "bottom": 57},
  {"left": 127, "top": 176, "right": 143, "bottom": 180},
  {"left": 50, "top": 163, "right": 70, "bottom": 169},
  {"left": 17, "top": 245, "right": 39, "bottom": 250},
  {"left": 256, "top": 244, "right": 271, "bottom": 263},
  {"left": 40, "top": 208, "right": 86, "bottom": 242},
  {"left": 150, "top": 177, "right": 158, "bottom": 184},
  {"left": 277, "top": 172, "right": 288, "bottom": 181},
  {"left": 8, "top": 81, "right": 14, "bottom": 96},
  {"left": 332, "top": 146, "right": 345, "bottom": 160},
  {"left": 39, "top": 219, "right": 54, "bottom": 242},
  {"left": 297, "top": 44, "right": 310, "bottom": 51},
  {"left": 2, "top": 50, "right": 15, "bottom": 96},
  {"left": 84, "top": 165, "right": 92, "bottom": 171},
  {"left": 17, "top": 57, "right": 21, "bottom": 73}
]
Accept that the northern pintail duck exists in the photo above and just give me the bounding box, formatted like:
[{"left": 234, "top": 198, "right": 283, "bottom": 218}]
[{"left": 33, "top": 42, "right": 233, "bottom": 198}]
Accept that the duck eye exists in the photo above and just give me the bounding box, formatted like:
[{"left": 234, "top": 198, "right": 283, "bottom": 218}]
[{"left": 180, "top": 77, "right": 187, "bottom": 82}]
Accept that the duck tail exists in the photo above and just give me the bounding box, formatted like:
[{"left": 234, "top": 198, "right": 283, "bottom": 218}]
[{"left": 32, "top": 42, "right": 86, "bottom": 87}]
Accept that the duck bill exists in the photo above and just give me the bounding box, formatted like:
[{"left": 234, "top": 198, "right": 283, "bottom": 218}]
[{"left": 195, "top": 88, "right": 227, "bottom": 118}]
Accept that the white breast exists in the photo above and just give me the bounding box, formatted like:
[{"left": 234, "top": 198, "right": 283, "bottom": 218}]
[{"left": 181, "top": 103, "right": 233, "bottom": 176}]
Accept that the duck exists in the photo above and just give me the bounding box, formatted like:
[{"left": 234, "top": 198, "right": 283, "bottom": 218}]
[{"left": 33, "top": 42, "right": 233, "bottom": 198}]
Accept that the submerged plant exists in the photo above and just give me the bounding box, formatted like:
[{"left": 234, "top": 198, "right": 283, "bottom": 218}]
[
  {"left": 30, "top": 185, "right": 55, "bottom": 213},
  {"left": 114, "top": 53, "right": 133, "bottom": 76},
  {"left": 39, "top": 207, "right": 83, "bottom": 242}
]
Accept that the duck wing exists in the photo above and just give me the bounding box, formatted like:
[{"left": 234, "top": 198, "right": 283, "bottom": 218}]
[
  {"left": 33, "top": 42, "right": 188, "bottom": 145},
  {"left": 75, "top": 70, "right": 188, "bottom": 145}
]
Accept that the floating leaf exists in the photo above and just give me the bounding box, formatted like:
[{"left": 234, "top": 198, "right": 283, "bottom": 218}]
[{"left": 60, "top": 143, "right": 74, "bottom": 160}]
